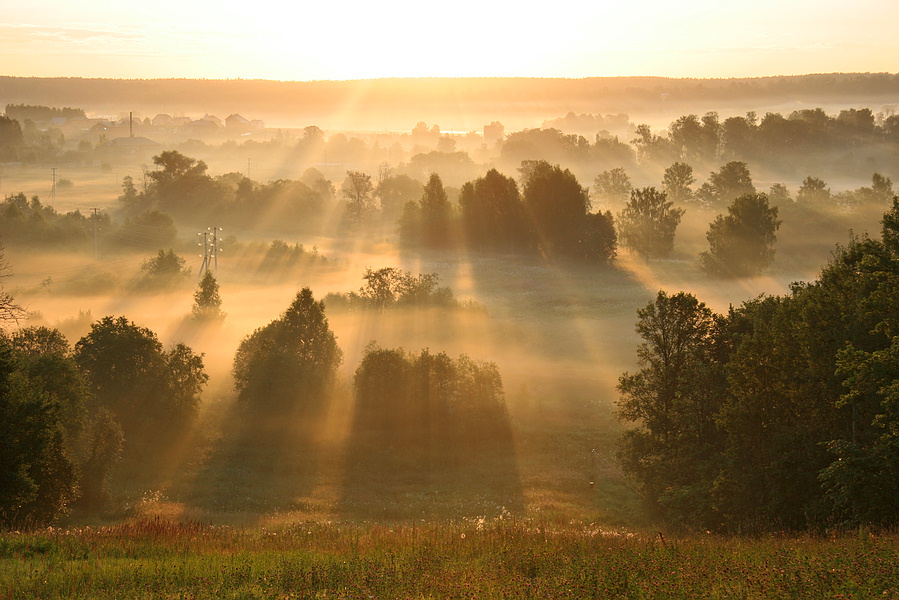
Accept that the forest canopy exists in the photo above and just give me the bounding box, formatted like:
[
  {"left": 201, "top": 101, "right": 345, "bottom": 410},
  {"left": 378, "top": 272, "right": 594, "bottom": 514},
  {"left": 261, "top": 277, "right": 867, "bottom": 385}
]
[{"left": 617, "top": 198, "right": 899, "bottom": 530}]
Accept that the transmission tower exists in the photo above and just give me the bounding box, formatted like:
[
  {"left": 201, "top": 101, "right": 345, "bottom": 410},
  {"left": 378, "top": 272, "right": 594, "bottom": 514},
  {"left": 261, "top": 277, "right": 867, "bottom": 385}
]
[{"left": 196, "top": 227, "right": 222, "bottom": 281}]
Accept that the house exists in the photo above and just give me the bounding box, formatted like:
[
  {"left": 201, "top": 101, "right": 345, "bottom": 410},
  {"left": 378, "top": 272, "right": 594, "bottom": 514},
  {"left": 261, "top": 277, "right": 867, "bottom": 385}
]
[
  {"left": 152, "top": 114, "right": 175, "bottom": 128},
  {"left": 200, "top": 113, "right": 223, "bottom": 127},
  {"left": 183, "top": 118, "right": 219, "bottom": 134},
  {"left": 226, "top": 113, "right": 250, "bottom": 130},
  {"left": 107, "top": 136, "right": 160, "bottom": 149}
]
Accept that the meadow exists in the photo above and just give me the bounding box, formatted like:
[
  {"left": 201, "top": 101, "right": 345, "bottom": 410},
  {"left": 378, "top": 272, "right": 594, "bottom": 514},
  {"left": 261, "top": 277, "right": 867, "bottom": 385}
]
[
  {"left": 3, "top": 117, "right": 899, "bottom": 598},
  {"left": 2, "top": 518, "right": 897, "bottom": 599}
]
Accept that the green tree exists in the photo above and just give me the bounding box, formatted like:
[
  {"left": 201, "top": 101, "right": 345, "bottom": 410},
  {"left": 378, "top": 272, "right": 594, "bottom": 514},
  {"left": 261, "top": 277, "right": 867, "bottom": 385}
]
[
  {"left": 377, "top": 173, "right": 422, "bottom": 222},
  {"left": 459, "top": 169, "right": 532, "bottom": 254},
  {"left": 398, "top": 200, "right": 422, "bottom": 247},
  {"left": 523, "top": 161, "right": 590, "bottom": 255},
  {"left": 233, "top": 288, "right": 342, "bottom": 416},
  {"left": 358, "top": 267, "right": 404, "bottom": 309},
  {"left": 797, "top": 176, "right": 831, "bottom": 204},
  {"left": 616, "top": 291, "right": 725, "bottom": 526},
  {"left": 662, "top": 162, "right": 696, "bottom": 204},
  {"left": 74, "top": 316, "right": 207, "bottom": 450},
  {"left": 720, "top": 114, "right": 758, "bottom": 161},
  {"left": 353, "top": 345, "right": 508, "bottom": 457},
  {"left": 706, "top": 161, "right": 756, "bottom": 205},
  {"left": 0, "top": 115, "right": 25, "bottom": 161},
  {"left": 570, "top": 211, "right": 617, "bottom": 264},
  {"left": 191, "top": 271, "right": 225, "bottom": 321},
  {"left": 767, "top": 183, "right": 791, "bottom": 204},
  {"left": 149, "top": 150, "right": 208, "bottom": 186},
  {"left": 7, "top": 327, "right": 89, "bottom": 445},
  {"left": 631, "top": 123, "right": 676, "bottom": 165},
  {"left": 342, "top": 171, "right": 375, "bottom": 228},
  {"left": 593, "top": 167, "right": 632, "bottom": 207},
  {"left": 669, "top": 113, "right": 719, "bottom": 163},
  {"left": 77, "top": 407, "right": 123, "bottom": 510},
  {"left": 121, "top": 210, "right": 177, "bottom": 247},
  {"left": 0, "top": 364, "right": 78, "bottom": 528},
  {"left": 617, "top": 187, "right": 685, "bottom": 258},
  {"left": 700, "top": 193, "right": 781, "bottom": 277},
  {"left": 138, "top": 249, "right": 190, "bottom": 289},
  {"left": 419, "top": 173, "right": 453, "bottom": 247}
]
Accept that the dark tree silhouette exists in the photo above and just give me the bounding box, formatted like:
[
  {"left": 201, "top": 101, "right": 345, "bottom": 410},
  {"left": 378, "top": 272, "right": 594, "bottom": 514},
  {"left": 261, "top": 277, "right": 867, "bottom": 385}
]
[
  {"left": 700, "top": 193, "right": 780, "bottom": 277},
  {"left": 232, "top": 288, "right": 342, "bottom": 416},
  {"left": 617, "top": 187, "right": 685, "bottom": 258},
  {"left": 192, "top": 271, "right": 225, "bottom": 321}
]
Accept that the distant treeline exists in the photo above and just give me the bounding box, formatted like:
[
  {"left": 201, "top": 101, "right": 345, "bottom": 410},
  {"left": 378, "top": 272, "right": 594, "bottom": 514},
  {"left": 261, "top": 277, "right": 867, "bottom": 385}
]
[
  {"left": 5, "top": 104, "right": 86, "bottom": 124},
  {"left": 1, "top": 73, "right": 897, "bottom": 122}
]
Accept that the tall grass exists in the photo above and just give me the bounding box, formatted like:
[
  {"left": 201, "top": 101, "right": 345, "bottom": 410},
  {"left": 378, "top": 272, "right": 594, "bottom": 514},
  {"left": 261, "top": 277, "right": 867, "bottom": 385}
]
[{"left": 2, "top": 517, "right": 897, "bottom": 599}]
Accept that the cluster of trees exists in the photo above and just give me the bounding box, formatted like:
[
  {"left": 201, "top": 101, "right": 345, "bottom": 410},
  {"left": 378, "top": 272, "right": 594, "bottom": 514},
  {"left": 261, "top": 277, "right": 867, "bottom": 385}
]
[
  {"left": 134, "top": 249, "right": 191, "bottom": 290},
  {"left": 324, "top": 267, "right": 457, "bottom": 311},
  {"left": 632, "top": 108, "right": 897, "bottom": 176},
  {"left": 617, "top": 200, "right": 899, "bottom": 530},
  {"left": 231, "top": 287, "right": 509, "bottom": 468},
  {"left": 0, "top": 191, "right": 182, "bottom": 254},
  {"left": 119, "top": 150, "right": 334, "bottom": 232},
  {"left": 1, "top": 317, "right": 208, "bottom": 526},
  {"left": 0, "top": 192, "right": 107, "bottom": 248},
  {"left": 351, "top": 344, "right": 511, "bottom": 462},
  {"left": 597, "top": 162, "right": 782, "bottom": 274},
  {"left": 5, "top": 104, "right": 85, "bottom": 123},
  {"left": 498, "top": 128, "right": 635, "bottom": 171},
  {"left": 399, "top": 162, "right": 618, "bottom": 263}
]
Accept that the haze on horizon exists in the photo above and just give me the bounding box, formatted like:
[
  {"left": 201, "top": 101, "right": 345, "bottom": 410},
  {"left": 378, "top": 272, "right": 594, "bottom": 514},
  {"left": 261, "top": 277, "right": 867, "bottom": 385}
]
[{"left": 2, "top": 0, "right": 897, "bottom": 82}]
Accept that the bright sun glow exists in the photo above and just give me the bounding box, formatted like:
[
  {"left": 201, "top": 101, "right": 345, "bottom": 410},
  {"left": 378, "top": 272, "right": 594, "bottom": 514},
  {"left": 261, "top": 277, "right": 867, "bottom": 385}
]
[{"left": 1, "top": 0, "right": 897, "bottom": 81}]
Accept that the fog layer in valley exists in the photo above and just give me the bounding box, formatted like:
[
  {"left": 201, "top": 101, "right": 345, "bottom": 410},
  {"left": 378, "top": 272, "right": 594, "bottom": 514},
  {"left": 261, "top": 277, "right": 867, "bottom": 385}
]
[{"left": 1, "top": 75, "right": 897, "bottom": 528}]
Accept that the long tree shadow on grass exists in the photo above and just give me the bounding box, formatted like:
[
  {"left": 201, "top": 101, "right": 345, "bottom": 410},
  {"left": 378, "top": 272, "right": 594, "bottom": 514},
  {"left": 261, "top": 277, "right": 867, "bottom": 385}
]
[
  {"left": 184, "top": 398, "right": 329, "bottom": 517},
  {"left": 338, "top": 345, "right": 524, "bottom": 521},
  {"left": 185, "top": 287, "right": 343, "bottom": 518}
]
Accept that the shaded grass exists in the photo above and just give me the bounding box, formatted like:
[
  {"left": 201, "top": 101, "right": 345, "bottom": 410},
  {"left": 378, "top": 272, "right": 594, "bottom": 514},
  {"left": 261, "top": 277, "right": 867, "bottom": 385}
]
[{"left": 2, "top": 519, "right": 898, "bottom": 599}]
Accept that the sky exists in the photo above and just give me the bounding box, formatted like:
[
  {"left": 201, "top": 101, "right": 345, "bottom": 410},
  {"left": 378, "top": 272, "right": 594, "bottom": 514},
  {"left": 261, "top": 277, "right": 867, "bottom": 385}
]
[{"left": 1, "top": 0, "right": 897, "bottom": 81}]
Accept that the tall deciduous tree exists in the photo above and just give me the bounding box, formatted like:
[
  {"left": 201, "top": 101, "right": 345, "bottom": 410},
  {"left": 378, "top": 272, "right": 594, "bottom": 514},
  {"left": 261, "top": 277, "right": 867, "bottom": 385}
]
[
  {"left": 700, "top": 193, "right": 780, "bottom": 277},
  {"left": 342, "top": 171, "right": 375, "bottom": 228},
  {"left": 523, "top": 161, "right": 590, "bottom": 255},
  {"left": 617, "top": 187, "right": 685, "bottom": 258},
  {"left": 593, "top": 167, "right": 633, "bottom": 207},
  {"left": 616, "top": 291, "right": 725, "bottom": 525},
  {"left": 233, "top": 288, "right": 342, "bottom": 416},
  {"left": 74, "top": 316, "right": 207, "bottom": 449},
  {"left": 797, "top": 176, "right": 831, "bottom": 204},
  {"left": 0, "top": 243, "right": 24, "bottom": 324},
  {"left": 706, "top": 161, "right": 756, "bottom": 205},
  {"left": 459, "top": 168, "right": 531, "bottom": 254},
  {"left": 662, "top": 162, "right": 696, "bottom": 204}
]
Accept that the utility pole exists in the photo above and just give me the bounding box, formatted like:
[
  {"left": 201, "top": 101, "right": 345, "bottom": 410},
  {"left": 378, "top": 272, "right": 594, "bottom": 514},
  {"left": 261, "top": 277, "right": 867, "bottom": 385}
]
[
  {"left": 211, "top": 226, "right": 221, "bottom": 274},
  {"left": 50, "top": 168, "right": 57, "bottom": 208},
  {"left": 246, "top": 158, "right": 251, "bottom": 180},
  {"left": 90, "top": 208, "right": 100, "bottom": 259}
]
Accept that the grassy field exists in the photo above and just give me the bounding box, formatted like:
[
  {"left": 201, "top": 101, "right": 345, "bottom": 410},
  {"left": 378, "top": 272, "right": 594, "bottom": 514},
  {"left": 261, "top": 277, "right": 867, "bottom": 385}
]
[{"left": 2, "top": 518, "right": 897, "bottom": 599}]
